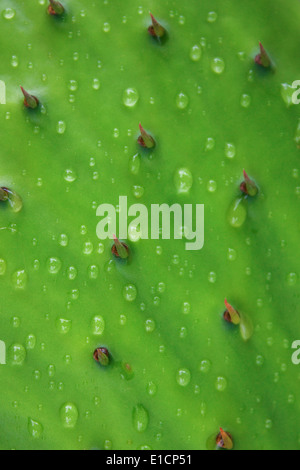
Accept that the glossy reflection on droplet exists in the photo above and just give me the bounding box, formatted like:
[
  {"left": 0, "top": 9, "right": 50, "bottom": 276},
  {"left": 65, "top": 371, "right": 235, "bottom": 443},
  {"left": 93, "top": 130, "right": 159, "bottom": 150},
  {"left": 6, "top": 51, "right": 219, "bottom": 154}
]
[
  {"left": 132, "top": 404, "right": 149, "bottom": 432},
  {"left": 176, "top": 368, "right": 191, "bottom": 386},
  {"left": 228, "top": 198, "right": 247, "bottom": 228},
  {"left": 60, "top": 403, "right": 79, "bottom": 429},
  {"left": 174, "top": 168, "right": 193, "bottom": 194},
  {"left": 123, "top": 88, "right": 139, "bottom": 107}
]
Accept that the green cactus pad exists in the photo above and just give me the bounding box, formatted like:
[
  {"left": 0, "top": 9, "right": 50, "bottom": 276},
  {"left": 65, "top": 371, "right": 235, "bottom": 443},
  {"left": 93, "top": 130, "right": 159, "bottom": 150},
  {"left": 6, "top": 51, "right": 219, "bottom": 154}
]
[{"left": 0, "top": 0, "right": 300, "bottom": 450}]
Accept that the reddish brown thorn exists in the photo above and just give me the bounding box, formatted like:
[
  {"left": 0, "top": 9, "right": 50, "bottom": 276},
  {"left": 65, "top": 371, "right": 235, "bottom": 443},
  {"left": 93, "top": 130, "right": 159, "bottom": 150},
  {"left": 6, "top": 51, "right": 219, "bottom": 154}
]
[
  {"left": 240, "top": 170, "right": 258, "bottom": 197},
  {"left": 148, "top": 13, "right": 166, "bottom": 39},
  {"left": 138, "top": 124, "right": 156, "bottom": 149},
  {"left": 255, "top": 42, "right": 271, "bottom": 68},
  {"left": 224, "top": 299, "right": 240, "bottom": 325},
  {"left": 93, "top": 347, "right": 110, "bottom": 366},
  {"left": 20, "top": 87, "right": 39, "bottom": 109},
  {"left": 216, "top": 428, "right": 234, "bottom": 450},
  {"left": 48, "top": 0, "right": 65, "bottom": 16},
  {"left": 111, "top": 235, "right": 129, "bottom": 259}
]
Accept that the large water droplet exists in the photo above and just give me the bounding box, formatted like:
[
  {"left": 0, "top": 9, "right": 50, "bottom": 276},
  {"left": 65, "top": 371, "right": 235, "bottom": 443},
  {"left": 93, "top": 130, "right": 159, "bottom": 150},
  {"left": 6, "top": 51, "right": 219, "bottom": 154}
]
[
  {"left": 60, "top": 403, "right": 79, "bottom": 429},
  {"left": 64, "top": 169, "right": 77, "bottom": 182},
  {"left": 2, "top": 8, "right": 16, "bottom": 20},
  {"left": 228, "top": 198, "right": 247, "bottom": 228},
  {"left": 123, "top": 88, "right": 139, "bottom": 107},
  {"left": 215, "top": 376, "right": 227, "bottom": 391},
  {"left": 132, "top": 405, "right": 149, "bottom": 432},
  {"left": 47, "top": 257, "right": 62, "bottom": 274},
  {"left": 28, "top": 418, "right": 43, "bottom": 439},
  {"left": 211, "top": 58, "right": 225, "bottom": 74},
  {"left": 189, "top": 45, "right": 202, "bottom": 62}
]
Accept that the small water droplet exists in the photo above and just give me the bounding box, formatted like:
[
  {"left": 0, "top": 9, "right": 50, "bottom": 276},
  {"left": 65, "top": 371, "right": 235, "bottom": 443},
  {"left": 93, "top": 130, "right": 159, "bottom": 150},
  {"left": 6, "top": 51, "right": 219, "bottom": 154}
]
[
  {"left": 176, "top": 368, "right": 191, "bottom": 386},
  {"left": 240, "top": 94, "right": 251, "bottom": 108},
  {"left": 92, "top": 78, "right": 100, "bottom": 90},
  {"left": 12, "top": 270, "right": 28, "bottom": 289},
  {"left": 0, "top": 259, "right": 7, "bottom": 275},
  {"left": 189, "top": 45, "right": 202, "bottom": 62},
  {"left": 58, "top": 233, "right": 68, "bottom": 247},
  {"left": 47, "top": 257, "right": 62, "bottom": 274},
  {"left": 132, "top": 185, "right": 144, "bottom": 199},
  {"left": 56, "top": 318, "right": 72, "bottom": 334},
  {"left": 174, "top": 168, "right": 193, "bottom": 194},
  {"left": 287, "top": 272, "right": 297, "bottom": 286},
  {"left": 129, "top": 153, "right": 141, "bottom": 175},
  {"left": 211, "top": 58, "right": 225, "bottom": 74},
  {"left": 133, "top": 404, "right": 149, "bottom": 432},
  {"left": 199, "top": 360, "right": 211, "bottom": 373},
  {"left": 123, "top": 88, "right": 139, "bottom": 107},
  {"left": 176, "top": 92, "right": 189, "bottom": 109},
  {"left": 225, "top": 142, "right": 236, "bottom": 159},
  {"left": 123, "top": 284, "right": 137, "bottom": 302},
  {"left": 67, "top": 266, "right": 77, "bottom": 280},
  {"left": 64, "top": 169, "right": 77, "bottom": 182},
  {"left": 215, "top": 376, "right": 227, "bottom": 392},
  {"left": 68, "top": 80, "right": 78, "bottom": 91},
  {"left": 145, "top": 318, "right": 156, "bottom": 333},
  {"left": 207, "top": 11, "right": 218, "bottom": 22},
  {"left": 207, "top": 180, "right": 217, "bottom": 192},
  {"left": 60, "top": 403, "right": 79, "bottom": 429},
  {"left": 8, "top": 344, "right": 26, "bottom": 366},
  {"left": 57, "top": 121, "right": 66, "bottom": 134},
  {"left": 103, "top": 22, "right": 111, "bottom": 33},
  {"left": 2, "top": 8, "right": 15, "bottom": 20}
]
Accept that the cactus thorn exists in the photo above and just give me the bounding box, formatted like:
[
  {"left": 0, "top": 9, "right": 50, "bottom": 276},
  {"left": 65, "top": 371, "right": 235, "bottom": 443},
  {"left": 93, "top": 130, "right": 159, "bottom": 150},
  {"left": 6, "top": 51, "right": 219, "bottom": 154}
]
[
  {"left": 255, "top": 42, "right": 271, "bottom": 68},
  {"left": 216, "top": 428, "right": 234, "bottom": 450},
  {"left": 112, "top": 235, "right": 129, "bottom": 259},
  {"left": 48, "top": 0, "right": 65, "bottom": 16},
  {"left": 148, "top": 12, "right": 166, "bottom": 39},
  {"left": 240, "top": 170, "right": 258, "bottom": 197},
  {"left": 138, "top": 123, "right": 156, "bottom": 149},
  {"left": 93, "top": 347, "right": 110, "bottom": 366},
  {"left": 224, "top": 299, "right": 241, "bottom": 325},
  {"left": 20, "top": 87, "right": 39, "bottom": 109}
]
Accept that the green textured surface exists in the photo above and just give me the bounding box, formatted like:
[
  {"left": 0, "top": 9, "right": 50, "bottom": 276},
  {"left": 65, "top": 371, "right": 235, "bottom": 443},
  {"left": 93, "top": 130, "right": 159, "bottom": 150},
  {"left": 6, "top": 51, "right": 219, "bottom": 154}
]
[{"left": 0, "top": 0, "right": 300, "bottom": 450}]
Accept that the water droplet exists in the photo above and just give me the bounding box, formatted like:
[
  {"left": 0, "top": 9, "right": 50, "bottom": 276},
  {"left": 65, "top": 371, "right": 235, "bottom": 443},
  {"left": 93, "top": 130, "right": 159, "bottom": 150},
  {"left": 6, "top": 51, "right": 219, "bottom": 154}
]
[
  {"left": 225, "top": 143, "right": 236, "bottom": 159},
  {"left": 28, "top": 418, "right": 43, "bottom": 439},
  {"left": 91, "top": 315, "right": 105, "bottom": 335},
  {"left": 176, "top": 368, "right": 191, "bottom": 386},
  {"left": 11, "top": 55, "right": 19, "bottom": 67},
  {"left": 0, "top": 259, "right": 7, "bottom": 275},
  {"left": 12, "top": 270, "right": 28, "bottom": 289},
  {"left": 123, "top": 88, "right": 139, "bottom": 107},
  {"left": 68, "top": 80, "right": 78, "bottom": 91},
  {"left": 57, "top": 121, "right": 66, "bottom": 134},
  {"left": 26, "top": 334, "right": 36, "bottom": 350},
  {"left": 129, "top": 153, "right": 141, "bottom": 175},
  {"left": 207, "top": 11, "right": 217, "bottom": 22},
  {"left": 92, "top": 78, "right": 100, "bottom": 90},
  {"left": 215, "top": 376, "right": 227, "bottom": 392},
  {"left": 47, "top": 257, "right": 62, "bottom": 274},
  {"left": 67, "top": 266, "right": 77, "bottom": 280},
  {"left": 227, "top": 248, "right": 237, "bottom": 261},
  {"left": 123, "top": 284, "right": 137, "bottom": 302},
  {"left": 83, "top": 241, "right": 93, "bottom": 255},
  {"left": 133, "top": 404, "right": 149, "bottom": 432},
  {"left": 207, "top": 180, "right": 217, "bottom": 192},
  {"left": 60, "top": 403, "right": 79, "bottom": 429},
  {"left": 64, "top": 169, "right": 77, "bottom": 182},
  {"left": 8, "top": 344, "right": 26, "bottom": 366},
  {"left": 208, "top": 271, "right": 217, "bottom": 283},
  {"left": 240, "top": 94, "right": 251, "bottom": 108},
  {"left": 205, "top": 137, "right": 215, "bottom": 151},
  {"left": 256, "top": 355, "right": 264, "bottom": 366},
  {"left": 103, "top": 22, "right": 111, "bottom": 33},
  {"left": 228, "top": 198, "right": 247, "bottom": 228},
  {"left": 88, "top": 265, "right": 99, "bottom": 279},
  {"left": 147, "top": 381, "right": 157, "bottom": 396},
  {"left": 199, "top": 360, "right": 211, "bottom": 374},
  {"left": 190, "top": 45, "right": 202, "bottom": 62},
  {"left": 176, "top": 92, "right": 189, "bottom": 110},
  {"left": 211, "top": 58, "right": 225, "bottom": 74},
  {"left": 182, "top": 302, "right": 191, "bottom": 314},
  {"left": 2, "top": 8, "right": 15, "bottom": 20},
  {"left": 132, "top": 185, "right": 144, "bottom": 199},
  {"left": 56, "top": 318, "right": 72, "bottom": 334},
  {"left": 145, "top": 319, "right": 156, "bottom": 333},
  {"left": 174, "top": 168, "right": 193, "bottom": 194},
  {"left": 58, "top": 233, "right": 68, "bottom": 247},
  {"left": 287, "top": 272, "right": 297, "bottom": 286}
]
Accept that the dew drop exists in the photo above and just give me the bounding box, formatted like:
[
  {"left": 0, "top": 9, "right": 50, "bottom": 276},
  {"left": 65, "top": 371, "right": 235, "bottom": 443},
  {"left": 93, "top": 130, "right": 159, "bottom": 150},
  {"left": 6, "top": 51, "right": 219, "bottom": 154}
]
[
  {"left": 133, "top": 404, "right": 149, "bottom": 432},
  {"left": 215, "top": 376, "right": 227, "bottom": 392},
  {"left": 47, "top": 257, "right": 62, "bottom": 274},
  {"left": 8, "top": 344, "right": 26, "bottom": 366},
  {"left": 2, "top": 8, "right": 15, "bottom": 20},
  {"left": 211, "top": 58, "right": 225, "bottom": 74},
  {"left": 56, "top": 318, "right": 72, "bottom": 334},
  {"left": 58, "top": 233, "right": 68, "bottom": 247},
  {"left": 68, "top": 80, "right": 78, "bottom": 91},
  {"left": 176, "top": 368, "right": 191, "bottom": 387},
  {"left": 227, "top": 248, "right": 237, "bottom": 261},
  {"left": 28, "top": 418, "right": 43, "bottom": 439},
  {"left": 132, "top": 185, "right": 144, "bottom": 199},
  {"left": 207, "top": 11, "right": 218, "bottom": 22},
  {"left": 207, "top": 180, "right": 217, "bottom": 192},
  {"left": 225, "top": 142, "right": 236, "bottom": 159},
  {"left": 91, "top": 315, "right": 105, "bottom": 335},
  {"left": 176, "top": 92, "right": 189, "bottom": 110},
  {"left": 145, "top": 318, "right": 156, "bottom": 333},
  {"left": 60, "top": 403, "right": 79, "bottom": 429},
  {"left": 92, "top": 78, "right": 100, "bottom": 90},
  {"left": 228, "top": 198, "right": 247, "bottom": 228},
  {"left": 129, "top": 153, "right": 141, "bottom": 175},
  {"left": 287, "top": 272, "right": 297, "bottom": 286},
  {"left": 64, "top": 169, "right": 77, "bottom": 182},
  {"left": 12, "top": 270, "right": 28, "bottom": 289},
  {"left": 199, "top": 360, "right": 211, "bottom": 374},
  {"left": 240, "top": 94, "right": 251, "bottom": 108},
  {"left": 174, "top": 168, "right": 193, "bottom": 194},
  {"left": 189, "top": 45, "right": 202, "bottom": 62},
  {"left": 123, "top": 284, "right": 137, "bottom": 302},
  {"left": 123, "top": 88, "right": 139, "bottom": 107},
  {"left": 67, "top": 266, "right": 77, "bottom": 280},
  {"left": 57, "top": 121, "right": 66, "bottom": 134},
  {"left": 26, "top": 334, "right": 36, "bottom": 350}
]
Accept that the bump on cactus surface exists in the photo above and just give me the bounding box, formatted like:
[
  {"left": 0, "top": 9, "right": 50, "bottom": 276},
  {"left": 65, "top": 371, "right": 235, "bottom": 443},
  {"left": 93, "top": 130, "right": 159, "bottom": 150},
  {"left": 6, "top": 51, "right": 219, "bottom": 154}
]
[{"left": 0, "top": 0, "right": 300, "bottom": 451}]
